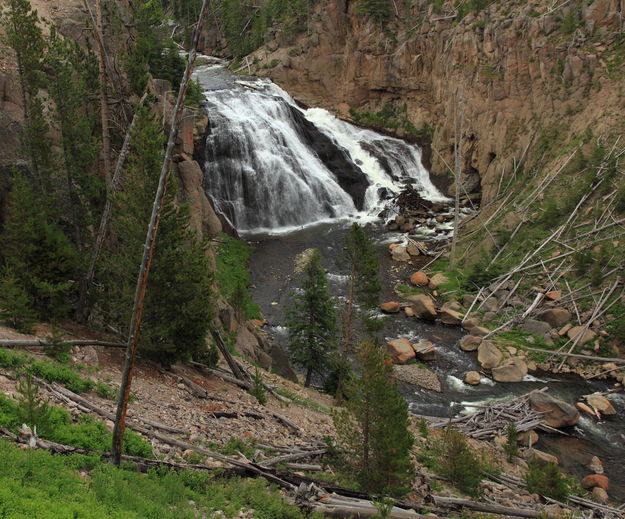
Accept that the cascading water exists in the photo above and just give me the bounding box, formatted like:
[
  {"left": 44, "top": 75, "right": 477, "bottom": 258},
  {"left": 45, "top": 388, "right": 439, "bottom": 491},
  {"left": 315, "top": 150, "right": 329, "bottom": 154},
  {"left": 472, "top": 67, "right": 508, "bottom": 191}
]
[{"left": 193, "top": 60, "right": 447, "bottom": 234}]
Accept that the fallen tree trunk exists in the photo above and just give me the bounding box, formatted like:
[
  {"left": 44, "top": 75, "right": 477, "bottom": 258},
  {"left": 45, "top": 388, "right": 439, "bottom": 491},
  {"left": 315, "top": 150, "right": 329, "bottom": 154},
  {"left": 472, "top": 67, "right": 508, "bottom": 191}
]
[
  {"left": 0, "top": 340, "right": 125, "bottom": 348},
  {"left": 433, "top": 496, "right": 560, "bottom": 519},
  {"left": 523, "top": 347, "right": 625, "bottom": 364},
  {"left": 259, "top": 449, "right": 326, "bottom": 467}
]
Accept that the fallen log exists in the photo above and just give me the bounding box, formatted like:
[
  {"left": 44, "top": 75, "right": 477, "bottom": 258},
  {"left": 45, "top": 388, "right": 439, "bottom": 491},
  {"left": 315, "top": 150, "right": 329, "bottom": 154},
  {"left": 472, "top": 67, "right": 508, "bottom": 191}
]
[
  {"left": 285, "top": 463, "right": 323, "bottom": 472},
  {"left": 433, "top": 496, "right": 560, "bottom": 519},
  {"left": 522, "top": 347, "right": 625, "bottom": 364},
  {"left": 0, "top": 339, "right": 125, "bottom": 348},
  {"left": 259, "top": 448, "right": 326, "bottom": 468},
  {"left": 312, "top": 498, "right": 421, "bottom": 519}
]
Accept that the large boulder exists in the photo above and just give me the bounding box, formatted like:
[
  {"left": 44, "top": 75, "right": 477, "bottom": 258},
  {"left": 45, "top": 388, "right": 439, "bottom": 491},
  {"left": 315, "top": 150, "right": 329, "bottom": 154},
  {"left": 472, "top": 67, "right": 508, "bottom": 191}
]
[
  {"left": 492, "top": 362, "right": 525, "bottom": 383},
  {"left": 581, "top": 474, "right": 609, "bottom": 491},
  {"left": 477, "top": 340, "right": 503, "bottom": 369},
  {"left": 439, "top": 303, "right": 463, "bottom": 325},
  {"left": 528, "top": 390, "right": 580, "bottom": 428},
  {"left": 482, "top": 297, "right": 499, "bottom": 313},
  {"left": 428, "top": 273, "right": 449, "bottom": 289},
  {"left": 390, "top": 245, "right": 411, "bottom": 262},
  {"left": 517, "top": 430, "right": 539, "bottom": 447},
  {"left": 470, "top": 326, "right": 490, "bottom": 337},
  {"left": 413, "top": 341, "right": 436, "bottom": 361},
  {"left": 539, "top": 308, "right": 572, "bottom": 328},
  {"left": 387, "top": 338, "right": 415, "bottom": 364},
  {"left": 410, "top": 271, "right": 429, "bottom": 286},
  {"left": 459, "top": 335, "right": 482, "bottom": 352},
  {"left": 406, "top": 294, "right": 438, "bottom": 320},
  {"left": 524, "top": 448, "right": 559, "bottom": 465},
  {"left": 585, "top": 394, "right": 617, "bottom": 416},
  {"left": 521, "top": 319, "right": 552, "bottom": 337},
  {"left": 591, "top": 486, "right": 609, "bottom": 504},
  {"left": 567, "top": 326, "right": 597, "bottom": 345},
  {"left": 463, "top": 371, "right": 481, "bottom": 385},
  {"left": 380, "top": 302, "right": 401, "bottom": 314}
]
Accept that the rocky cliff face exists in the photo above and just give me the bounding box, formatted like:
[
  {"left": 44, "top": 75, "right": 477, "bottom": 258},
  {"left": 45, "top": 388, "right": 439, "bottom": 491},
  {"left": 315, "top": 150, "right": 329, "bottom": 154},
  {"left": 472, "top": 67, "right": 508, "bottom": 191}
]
[{"left": 223, "top": 0, "right": 624, "bottom": 204}]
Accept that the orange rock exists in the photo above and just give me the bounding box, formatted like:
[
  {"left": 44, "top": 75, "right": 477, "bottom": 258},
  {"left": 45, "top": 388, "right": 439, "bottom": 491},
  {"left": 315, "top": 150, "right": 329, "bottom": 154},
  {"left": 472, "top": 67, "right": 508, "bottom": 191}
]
[
  {"left": 380, "top": 302, "right": 401, "bottom": 314},
  {"left": 582, "top": 474, "right": 609, "bottom": 491},
  {"left": 387, "top": 338, "right": 415, "bottom": 364},
  {"left": 410, "top": 271, "right": 429, "bottom": 286},
  {"left": 545, "top": 290, "right": 562, "bottom": 301}
]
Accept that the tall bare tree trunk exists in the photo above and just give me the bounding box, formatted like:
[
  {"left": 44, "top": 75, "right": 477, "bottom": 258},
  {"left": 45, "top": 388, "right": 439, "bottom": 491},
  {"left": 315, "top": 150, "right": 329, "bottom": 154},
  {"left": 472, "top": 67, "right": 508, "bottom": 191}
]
[
  {"left": 111, "top": 0, "right": 210, "bottom": 466},
  {"left": 449, "top": 86, "right": 465, "bottom": 269}
]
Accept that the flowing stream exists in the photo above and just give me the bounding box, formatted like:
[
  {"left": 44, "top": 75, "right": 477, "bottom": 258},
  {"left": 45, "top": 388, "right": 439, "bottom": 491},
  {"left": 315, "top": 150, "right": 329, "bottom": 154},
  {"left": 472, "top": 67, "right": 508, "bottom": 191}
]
[{"left": 194, "top": 59, "right": 625, "bottom": 502}]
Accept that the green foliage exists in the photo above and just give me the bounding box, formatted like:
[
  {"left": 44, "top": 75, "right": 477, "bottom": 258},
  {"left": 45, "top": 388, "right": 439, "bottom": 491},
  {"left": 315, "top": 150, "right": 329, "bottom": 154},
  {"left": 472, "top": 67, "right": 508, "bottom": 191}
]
[
  {"left": 0, "top": 270, "right": 36, "bottom": 333},
  {"left": 286, "top": 250, "right": 338, "bottom": 387},
  {"left": 504, "top": 422, "right": 520, "bottom": 461},
  {"left": 461, "top": 255, "right": 503, "bottom": 291},
  {"left": 357, "top": 0, "right": 392, "bottom": 24},
  {"left": 0, "top": 439, "right": 317, "bottom": 519},
  {"left": 349, "top": 105, "right": 433, "bottom": 141},
  {"left": 524, "top": 460, "right": 569, "bottom": 500},
  {"left": 15, "top": 372, "right": 55, "bottom": 436},
  {"left": 455, "top": 0, "right": 489, "bottom": 20},
  {"left": 561, "top": 9, "right": 578, "bottom": 35},
  {"left": 607, "top": 307, "right": 625, "bottom": 344},
  {"left": 97, "top": 109, "right": 215, "bottom": 366},
  {"left": 42, "top": 326, "right": 71, "bottom": 363},
  {"left": 0, "top": 172, "right": 80, "bottom": 320},
  {"left": 249, "top": 368, "right": 267, "bottom": 405},
  {"left": 433, "top": 427, "right": 483, "bottom": 497},
  {"left": 573, "top": 249, "right": 594, "bottom": 276},
  {"left": 333, "top": 341, "right": 414, "bottom": 496},
  {"left": 215, "top": 233, "right": 261, "bottom": 320},
  {"left": 417, "top": 417, "right": 429, "bottom": 439}
]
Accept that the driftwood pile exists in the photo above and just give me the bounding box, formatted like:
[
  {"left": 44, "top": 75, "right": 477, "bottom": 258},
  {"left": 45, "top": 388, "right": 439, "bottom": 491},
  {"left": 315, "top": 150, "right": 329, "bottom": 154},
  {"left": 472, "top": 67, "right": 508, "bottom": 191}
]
[{"left": 428, "top": 390, "right": 561, "bottom": 440}]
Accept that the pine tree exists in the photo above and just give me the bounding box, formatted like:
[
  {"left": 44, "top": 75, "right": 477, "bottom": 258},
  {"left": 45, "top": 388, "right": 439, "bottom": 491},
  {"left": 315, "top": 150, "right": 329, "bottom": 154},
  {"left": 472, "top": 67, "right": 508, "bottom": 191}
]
[
  {"left": 98, "top": 108, "right": 215, "bottom": 366},
  {"left": 286, "top": 250, "right": 337, "bottom": 387},
  {"left": 333, "top": 340, "right": 414, "bottom": 496},
  {"left": 342, "top": 222, "right": 381, "bottom": 352},
  {"left": 0, "top": 172, "right": 80, "bottom": 320},
  {"left": 0, "top": 270, "right": 36, "bottom": 333}
]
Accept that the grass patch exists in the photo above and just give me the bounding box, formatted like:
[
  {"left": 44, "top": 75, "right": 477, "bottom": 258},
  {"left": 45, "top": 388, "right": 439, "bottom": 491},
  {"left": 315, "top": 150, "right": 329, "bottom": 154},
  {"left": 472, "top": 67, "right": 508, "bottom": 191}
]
[
  {"left": 394, "top": 284, "right": 425, "bottom": 297},
  {"left": 214, "top": 233, "right": 261, "bottom": 320},
  {"left": 0, "top": 439, "right": 320, "bottom": 518},
  {"left": 275, "top": 387, "right": 330, "bottom": 414}
]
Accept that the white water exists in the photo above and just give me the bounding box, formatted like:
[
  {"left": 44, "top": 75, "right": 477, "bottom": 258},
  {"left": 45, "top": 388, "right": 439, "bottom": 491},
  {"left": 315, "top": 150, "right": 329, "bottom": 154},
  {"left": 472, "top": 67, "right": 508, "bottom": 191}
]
[{"left": 193, "top": 63, "right": 448, "bottom": 234}]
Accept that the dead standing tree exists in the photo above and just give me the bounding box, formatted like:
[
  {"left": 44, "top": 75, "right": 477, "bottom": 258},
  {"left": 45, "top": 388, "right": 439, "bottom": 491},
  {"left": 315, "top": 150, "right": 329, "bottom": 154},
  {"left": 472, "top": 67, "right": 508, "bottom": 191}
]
[{"left": 111, "top": 0, "right": 210, "bottom": 465}]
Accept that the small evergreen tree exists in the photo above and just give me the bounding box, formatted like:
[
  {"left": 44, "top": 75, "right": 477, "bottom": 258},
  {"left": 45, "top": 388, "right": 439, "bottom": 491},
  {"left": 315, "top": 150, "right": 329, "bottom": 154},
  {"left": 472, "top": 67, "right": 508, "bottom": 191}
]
[
  {"left": 0, "top": 271, "right": 36, "bottom": 333},
  {"left": 342, "top": 223, "right": 381, "bottom": 352},
  {"left": 525, "top": 460, "right": 569, "bottom": 500},
  {"left": 504, "top": 422, "right": 520, "bottom": 461},
  {"left": 434, "top": 427, "right": 483, "bottom": 497},
  {"left": 16, "top": 371, "right": 54, "bottom": 436},
  {"left": 249, "top": 368, "right": 267, "bottom": 405},
  {"left": 286, "top": 250, "right": 337, "bottom": 387},
  {"left": 333, "top": 340, "right": 414, "bottom": 496},
  {"left": 0, "top": 172, "right": 80, "bottom": 320}
]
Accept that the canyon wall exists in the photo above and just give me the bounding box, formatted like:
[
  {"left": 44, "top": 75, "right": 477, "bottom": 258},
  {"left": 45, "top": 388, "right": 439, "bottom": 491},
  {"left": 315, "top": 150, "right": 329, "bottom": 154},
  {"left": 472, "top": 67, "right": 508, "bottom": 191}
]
[{"left": 227, "top": 0, "right": 625, "bottom": 203}]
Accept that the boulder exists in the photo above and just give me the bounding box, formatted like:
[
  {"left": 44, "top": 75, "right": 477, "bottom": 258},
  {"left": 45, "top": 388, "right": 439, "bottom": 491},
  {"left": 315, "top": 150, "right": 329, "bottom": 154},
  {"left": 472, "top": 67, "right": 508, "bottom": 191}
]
[
  {"left": 463, "top": 371, "right": 481, "bottom": 385},
  {"left": 539, "top": 308, "right": 572, "bottom": 328},
  {"left": 391, "top": 245, "right": 411, "bottom": 262},
  {"left": 589, "top": 456, "right": 604, "bottom": 475},
  {"left": 482, "top": 297, "right": 499, "bottom": 313},
  {"left": 521, "top": 319, "right": 552, "bottom": 337},
  {"left": 477, "top": 341, "right": 503, "bottom": 369},
  {"left": 585, "top": 394, "right": 617, "bottom": 416},
  {"left": 387, "top": 338, "right": 415, "bottom": 364},
  {"left": 591, "top": 486, "right": 609, "bottom": 504},
  {"left": 492, "top": 363, "right": 524, "bottom": 383},
  {"left": 459, "top": 335, "right": 482, "bottom": 352},
  {"left": 439, "top": 303, "right": 463, "bottom": 325},
  {"left": 462, "top": 294, "right": 476, "bottom": 308},
  {"left": 517, "top": 430, "right": 539, "bottom": 447},
  {"left": 470, "top": 326, "right": 490, "bottom": 337},
  {"left": 524, "top": 449, "right": 559, "bottom": 465},
  {"left": 410, "top": 271, "right": 429, "bottom": 286},
  {"left": 581, "top": 474, "right": 609, "bottom": 491},
  {"left": 380, "top": 302, "right": 401, "bottom": 314},
  {"left": 428, "top": 273, "right": 449, "bottom": 289},
  {"left": 404, "top": 306, "right": 415, "bottom": 317},
  {"left": 528, "top": 390, "right": 579, "bottom": 428},
  {"left": 462, "top": 317, "right": 480, "bottom": 331},
  {"left": 567, "top": 326, "right": 597, "bottom": 345},
  {"left": 511, "top": 357, "right": 529, "bottom": 376},
  {"left": 406, "top": 294, "right": 437, "bottom": 320},
  {"left": 392, "top": 365, "right": 442, "bottom": 392},
  {"left": 413, "top": 341, "right": 436, "bottom": 361},
  {"left": 545, "top": 290, "right": 563, "bottom": 301},
  {"left": 483, "top": 311, "right": 497, "bottom": 322},
  {"left": 577, "top": 401, "right": 598, "bottom": 418}
]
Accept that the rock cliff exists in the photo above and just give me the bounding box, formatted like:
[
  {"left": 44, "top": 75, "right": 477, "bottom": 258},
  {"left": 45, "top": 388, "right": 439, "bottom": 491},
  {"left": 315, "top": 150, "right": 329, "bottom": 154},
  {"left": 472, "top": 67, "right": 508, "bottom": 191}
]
[{"left": 222, "top": 0, "right": 624, "bottom": 204}]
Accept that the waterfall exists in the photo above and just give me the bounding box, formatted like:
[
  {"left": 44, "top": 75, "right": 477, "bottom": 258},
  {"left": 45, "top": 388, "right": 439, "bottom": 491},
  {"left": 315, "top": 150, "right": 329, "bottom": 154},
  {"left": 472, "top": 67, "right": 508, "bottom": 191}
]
[{"left": 194, "top": 61, "right": 447, "bottom": 234}]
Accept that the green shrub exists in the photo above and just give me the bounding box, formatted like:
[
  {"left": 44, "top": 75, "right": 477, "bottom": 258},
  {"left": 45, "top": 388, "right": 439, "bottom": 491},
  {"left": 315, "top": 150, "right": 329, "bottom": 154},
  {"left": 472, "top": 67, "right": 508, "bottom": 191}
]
[
  {"left": 42, "top": 326, "right": 71, "bottom": 363},
  {"left": 434, "top": 427, "right": 483, "bottom": 497},
  {"left": 524, "top": 460, "right": 569, "bottom": 499},
  {"left": 248, "top": 368, "right": 267, "bottom": 405},
  {"left": 461, "top": 257, "right": 503, "bottom": 291},
  {"left": 504, "top": 422, "right": 520, "bottom": 461}
]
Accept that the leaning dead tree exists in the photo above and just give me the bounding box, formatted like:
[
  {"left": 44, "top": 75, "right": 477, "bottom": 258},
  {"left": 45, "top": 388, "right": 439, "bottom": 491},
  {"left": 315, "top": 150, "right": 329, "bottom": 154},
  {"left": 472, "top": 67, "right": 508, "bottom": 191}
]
[{"left": 111, "top": 0, "right": 210, "bottom": 465}]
